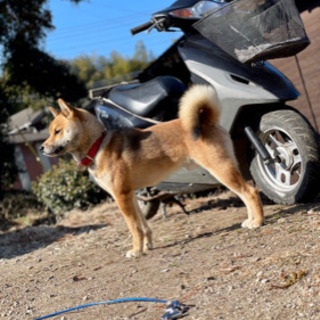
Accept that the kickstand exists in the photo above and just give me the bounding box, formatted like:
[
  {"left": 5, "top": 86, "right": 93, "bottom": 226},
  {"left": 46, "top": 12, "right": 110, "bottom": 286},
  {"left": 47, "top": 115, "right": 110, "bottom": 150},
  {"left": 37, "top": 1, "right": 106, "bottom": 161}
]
[{"left": 161, "top": 197, "right": 189, "bottom": 219}]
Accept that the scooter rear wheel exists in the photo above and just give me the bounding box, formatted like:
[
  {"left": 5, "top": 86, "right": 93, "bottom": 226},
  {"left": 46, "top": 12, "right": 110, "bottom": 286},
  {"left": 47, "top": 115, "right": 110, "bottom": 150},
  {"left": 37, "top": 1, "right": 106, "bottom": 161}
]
[
  {"left": 250, "top": 110, "right": 320, "bottom": 205},
  {"left": 137, "top": 198, "right": 160, "bottom": 220}
]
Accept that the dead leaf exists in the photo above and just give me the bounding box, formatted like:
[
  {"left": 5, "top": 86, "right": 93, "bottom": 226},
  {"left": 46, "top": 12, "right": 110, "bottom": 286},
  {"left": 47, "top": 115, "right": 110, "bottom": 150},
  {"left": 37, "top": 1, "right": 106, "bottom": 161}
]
[
  {"left": 270, "top": 270, "right": 307, "bottom": 290},
  {"left": 72, "top": 275, "right": 87, "bottom": 282}
]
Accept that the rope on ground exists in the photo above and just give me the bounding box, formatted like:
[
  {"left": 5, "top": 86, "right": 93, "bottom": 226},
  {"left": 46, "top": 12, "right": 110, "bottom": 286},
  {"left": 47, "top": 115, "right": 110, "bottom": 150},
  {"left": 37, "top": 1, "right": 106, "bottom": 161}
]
[{"left": 33, "top": 297, "right": 190, "bottom": 320}]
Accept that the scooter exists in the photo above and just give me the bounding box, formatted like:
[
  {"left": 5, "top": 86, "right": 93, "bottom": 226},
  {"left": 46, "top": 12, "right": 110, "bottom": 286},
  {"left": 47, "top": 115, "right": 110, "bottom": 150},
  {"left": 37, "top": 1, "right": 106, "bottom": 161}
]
[{"left": 88, "top": 0, "right": 320, "bottom": 219}]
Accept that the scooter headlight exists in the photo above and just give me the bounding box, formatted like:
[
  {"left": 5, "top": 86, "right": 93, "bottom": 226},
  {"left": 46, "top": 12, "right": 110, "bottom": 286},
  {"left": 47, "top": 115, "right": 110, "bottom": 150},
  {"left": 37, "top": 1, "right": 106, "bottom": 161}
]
[{"left": 169, "top": 0, "right": 226, "bottom": 19}]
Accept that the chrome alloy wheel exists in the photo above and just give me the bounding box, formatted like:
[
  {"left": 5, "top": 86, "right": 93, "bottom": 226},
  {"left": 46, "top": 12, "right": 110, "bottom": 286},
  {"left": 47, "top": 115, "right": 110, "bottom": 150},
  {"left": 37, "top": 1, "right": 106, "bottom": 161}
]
[{"left": 257, "top": 128, "right": 303, "bottom": 192}]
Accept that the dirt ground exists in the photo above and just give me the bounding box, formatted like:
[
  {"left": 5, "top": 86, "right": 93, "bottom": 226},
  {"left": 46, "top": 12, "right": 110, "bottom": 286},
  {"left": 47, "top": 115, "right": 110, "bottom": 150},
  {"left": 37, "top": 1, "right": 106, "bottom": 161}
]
[{"left": 1, "top": 190, "right": 320, "bottom": 320}]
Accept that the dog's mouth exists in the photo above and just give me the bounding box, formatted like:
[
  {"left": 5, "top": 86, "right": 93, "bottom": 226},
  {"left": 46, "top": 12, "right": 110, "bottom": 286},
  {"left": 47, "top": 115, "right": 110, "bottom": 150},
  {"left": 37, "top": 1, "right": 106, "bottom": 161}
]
[
  {"left": 52, "top": 145, "right": 66, "bottom": 155},
  {"left": 42, "top": 145, "right": 66, "bottom": 157}
]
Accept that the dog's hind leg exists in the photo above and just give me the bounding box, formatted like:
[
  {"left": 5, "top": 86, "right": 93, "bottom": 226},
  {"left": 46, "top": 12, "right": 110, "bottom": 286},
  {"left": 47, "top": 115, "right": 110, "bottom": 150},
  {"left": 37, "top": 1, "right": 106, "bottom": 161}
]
[
  {"left": 200, "top": 159, "right": 263, "bottom": 228},
  {"left": 217, "top": 162, "right": 264, "bottom": 229},
  {"left": 190, "top": 136, "right": 264, "bottom": 228}
]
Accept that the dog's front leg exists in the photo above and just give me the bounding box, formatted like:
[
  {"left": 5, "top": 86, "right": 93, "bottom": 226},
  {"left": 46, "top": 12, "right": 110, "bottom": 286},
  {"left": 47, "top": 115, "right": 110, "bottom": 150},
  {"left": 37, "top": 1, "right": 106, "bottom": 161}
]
[{"left": 114, "top": 190, "right": 145, "bottom": 257}]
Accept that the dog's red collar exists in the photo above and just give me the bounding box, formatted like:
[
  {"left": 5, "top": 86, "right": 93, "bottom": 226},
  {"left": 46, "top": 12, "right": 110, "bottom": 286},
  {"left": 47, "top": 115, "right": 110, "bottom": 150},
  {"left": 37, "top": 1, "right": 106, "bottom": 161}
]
[{"left": 78, "top": 131, "right": 106, "bottom": 167}]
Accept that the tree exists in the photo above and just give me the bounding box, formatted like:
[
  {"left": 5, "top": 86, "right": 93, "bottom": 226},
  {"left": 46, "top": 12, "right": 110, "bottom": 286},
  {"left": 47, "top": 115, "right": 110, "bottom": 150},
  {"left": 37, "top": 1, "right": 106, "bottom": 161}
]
[
  {"left": 5, "top": 43, "right": 87, "bottom": 103},
  {"left": 0, "top": 0, "right": 87, "bottom": 113},
  {"left": 69, "top": 40, "right": 154, "bottom": 87},
  {"left": 0, "top": 0, "right": 87, "bottom": 190},
  {"left": 70, "top": 54, "right": 105, "bottom": 88},
  {"left": 0, "top": 89, "right": 17, "bottom": 193},
  {"left": 132, "top": 40, "right": 154, "bottom": 68},
  {"left": 105, "top": 40, "right": 153, "bottom": 83},
  {"left": 0, "top": 0, "right": 87, "bottom": 106}
]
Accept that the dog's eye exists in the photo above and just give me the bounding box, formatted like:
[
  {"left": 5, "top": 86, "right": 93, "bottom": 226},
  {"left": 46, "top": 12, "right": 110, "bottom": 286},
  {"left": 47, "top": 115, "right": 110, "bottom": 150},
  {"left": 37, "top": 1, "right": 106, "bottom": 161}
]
[{"left": 54, "top": 129, "right": 61, "bottom": 135}]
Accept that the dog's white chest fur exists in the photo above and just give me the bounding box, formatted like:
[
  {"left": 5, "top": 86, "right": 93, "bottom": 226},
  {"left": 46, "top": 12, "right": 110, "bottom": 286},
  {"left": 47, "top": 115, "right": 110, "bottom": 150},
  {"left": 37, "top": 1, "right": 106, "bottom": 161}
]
[{"left": 89, "top": 170, "right": 114, "bottom": 197}]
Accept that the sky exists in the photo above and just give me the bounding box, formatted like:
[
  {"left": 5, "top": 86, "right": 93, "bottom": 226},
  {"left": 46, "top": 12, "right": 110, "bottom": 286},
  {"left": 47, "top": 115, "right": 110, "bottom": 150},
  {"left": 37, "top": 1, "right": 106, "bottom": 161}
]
[{"left": 45, "top": 0, "right": 182, "bottom": 61}]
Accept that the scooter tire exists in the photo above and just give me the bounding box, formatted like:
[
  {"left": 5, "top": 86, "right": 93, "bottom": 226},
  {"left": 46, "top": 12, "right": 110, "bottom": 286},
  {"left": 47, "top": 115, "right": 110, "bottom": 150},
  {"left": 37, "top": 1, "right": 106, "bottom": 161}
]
[
  {"left": 138, "top": 199, "right": 160, "bottom": 220},
  {"left": 250, "top": 109, "right": 320, "bottom": 205}
]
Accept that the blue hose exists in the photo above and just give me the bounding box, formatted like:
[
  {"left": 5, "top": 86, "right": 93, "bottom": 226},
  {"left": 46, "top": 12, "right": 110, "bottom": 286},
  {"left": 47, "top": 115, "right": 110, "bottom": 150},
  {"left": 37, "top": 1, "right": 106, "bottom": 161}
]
[{"left": 33, "top": 297, "right": 177, "bottom": 320}]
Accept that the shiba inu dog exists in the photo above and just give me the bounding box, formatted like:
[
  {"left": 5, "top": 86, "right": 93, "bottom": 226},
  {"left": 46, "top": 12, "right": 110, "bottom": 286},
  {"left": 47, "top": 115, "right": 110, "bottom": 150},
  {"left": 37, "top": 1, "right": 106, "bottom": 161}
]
[{"left": 40, "top": 85, "right": 264, "bottom": 257}]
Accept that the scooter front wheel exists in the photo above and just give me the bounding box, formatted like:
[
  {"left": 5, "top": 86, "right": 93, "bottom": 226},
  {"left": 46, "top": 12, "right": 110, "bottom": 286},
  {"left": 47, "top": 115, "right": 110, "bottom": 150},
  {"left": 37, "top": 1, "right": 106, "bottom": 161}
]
[{"left": 250, "top": 110, "right": 320, "bottom": 205}]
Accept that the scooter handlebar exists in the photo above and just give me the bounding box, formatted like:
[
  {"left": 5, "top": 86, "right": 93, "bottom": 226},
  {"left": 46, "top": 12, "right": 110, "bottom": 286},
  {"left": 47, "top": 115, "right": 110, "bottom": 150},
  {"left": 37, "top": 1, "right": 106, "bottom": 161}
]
[{"left": 130, "top": 21, "right": 153, "bottom": 35}]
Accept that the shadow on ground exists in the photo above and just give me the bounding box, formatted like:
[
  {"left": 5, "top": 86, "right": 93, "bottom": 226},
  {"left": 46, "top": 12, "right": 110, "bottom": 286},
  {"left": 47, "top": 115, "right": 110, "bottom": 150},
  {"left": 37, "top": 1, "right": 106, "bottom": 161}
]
[
  {"left": 157, "top": 194, "right": 320, "bottom": 250},
  {"left": 186, "top": 192, "right": 275, "bottom": 215},
  {"left": 0, "top": 223, "right": 108, "bottom": 260}
]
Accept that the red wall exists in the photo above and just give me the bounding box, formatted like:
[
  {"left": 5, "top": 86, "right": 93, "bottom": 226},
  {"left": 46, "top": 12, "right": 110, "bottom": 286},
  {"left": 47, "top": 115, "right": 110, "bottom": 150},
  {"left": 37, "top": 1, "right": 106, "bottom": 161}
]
[
  {"left": 13, "top": 142, "right": 59, "bottom": 190},
  {"left": 271, "top": 7, "right": 320, "bottom": 131}
]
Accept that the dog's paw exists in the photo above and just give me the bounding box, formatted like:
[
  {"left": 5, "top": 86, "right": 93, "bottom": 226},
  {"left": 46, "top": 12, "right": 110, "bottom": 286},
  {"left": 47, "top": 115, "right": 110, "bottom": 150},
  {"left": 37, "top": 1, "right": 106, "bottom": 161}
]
[
  {"left": 143, "top": 240, "right": 153, "bottom": 252},
  {"left": 126, "top": 249, "right": 144, "bottom": 258},
  {"left": 241, "top": 219, "right": 263, "bottom": 229}
]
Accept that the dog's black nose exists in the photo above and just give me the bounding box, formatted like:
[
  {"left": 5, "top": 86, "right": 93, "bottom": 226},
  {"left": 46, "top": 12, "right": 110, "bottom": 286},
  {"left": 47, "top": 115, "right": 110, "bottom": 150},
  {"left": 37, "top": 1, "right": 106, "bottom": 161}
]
[{"left": 39, "top": 146, "right": 44, "bottom": 153}]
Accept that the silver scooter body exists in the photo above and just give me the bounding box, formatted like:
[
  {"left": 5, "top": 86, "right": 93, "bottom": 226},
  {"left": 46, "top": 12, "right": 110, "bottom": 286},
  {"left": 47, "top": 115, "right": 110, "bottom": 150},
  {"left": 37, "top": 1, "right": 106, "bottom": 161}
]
[
  {"left": 154, "top": 35, "right": 298, "bottom": 192},
  {"left": 91, "top": 33, "right": 299, "bottom": 194},
  {"left": 179, "top": 34, "right": 299, "bottom": 131}
]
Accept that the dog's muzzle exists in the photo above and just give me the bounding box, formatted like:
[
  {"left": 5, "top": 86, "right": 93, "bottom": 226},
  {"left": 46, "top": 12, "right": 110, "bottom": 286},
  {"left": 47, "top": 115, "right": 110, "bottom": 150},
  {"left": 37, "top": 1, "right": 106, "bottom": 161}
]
[{"left": 40, "top": 145, "right": 65, "bottom": 156}]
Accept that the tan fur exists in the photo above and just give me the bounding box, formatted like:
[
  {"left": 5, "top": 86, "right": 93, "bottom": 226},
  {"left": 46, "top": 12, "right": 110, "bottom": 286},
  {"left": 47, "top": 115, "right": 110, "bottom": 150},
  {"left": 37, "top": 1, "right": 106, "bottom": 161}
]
[
  {"left": 179, "top": 84, "right": 221, "bottom": 138},
  {"left": 41, "top": 85, "right": 264, "bottom": 257}
]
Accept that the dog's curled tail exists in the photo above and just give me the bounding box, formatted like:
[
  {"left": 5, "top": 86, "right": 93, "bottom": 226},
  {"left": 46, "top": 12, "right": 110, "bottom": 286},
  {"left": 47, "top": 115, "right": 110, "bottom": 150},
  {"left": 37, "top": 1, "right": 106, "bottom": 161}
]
[{"left": 178, "top": 84, "right": 220, "bottom": 140}]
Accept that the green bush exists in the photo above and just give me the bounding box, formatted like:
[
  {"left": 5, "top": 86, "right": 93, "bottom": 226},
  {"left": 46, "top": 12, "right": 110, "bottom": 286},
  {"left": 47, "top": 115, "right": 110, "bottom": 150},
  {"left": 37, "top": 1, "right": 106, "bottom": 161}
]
[
  {"left": 32, "top": 158, "right": 108, "bottom": 215},
  {"left": 0, "top": 191, "right": 40, "bottom": 219}
]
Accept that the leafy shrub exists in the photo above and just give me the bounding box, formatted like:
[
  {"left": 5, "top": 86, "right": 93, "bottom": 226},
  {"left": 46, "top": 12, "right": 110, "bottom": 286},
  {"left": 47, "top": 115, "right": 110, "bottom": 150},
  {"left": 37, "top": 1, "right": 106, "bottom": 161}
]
[
  {"left": 0, "top": 191, "right": 40, "bottom": 219},
  {"left": 32, "top": 158, "right": 108, "bottom": 215}
]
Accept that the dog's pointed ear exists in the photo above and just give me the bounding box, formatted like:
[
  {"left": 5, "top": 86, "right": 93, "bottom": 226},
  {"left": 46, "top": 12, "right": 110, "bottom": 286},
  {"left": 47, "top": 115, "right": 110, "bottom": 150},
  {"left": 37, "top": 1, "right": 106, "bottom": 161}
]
[
  {"left": 48, "top": 107, "right": 59, "bottom": 118},
  {"left": 57, "top": 99, "right": 74, "bottom": 118}
]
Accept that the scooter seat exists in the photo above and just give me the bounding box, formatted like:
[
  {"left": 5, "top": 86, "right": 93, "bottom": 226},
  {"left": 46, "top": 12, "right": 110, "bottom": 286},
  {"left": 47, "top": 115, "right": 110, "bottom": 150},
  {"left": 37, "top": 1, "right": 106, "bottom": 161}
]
[{"left": 108, "top": 76, "right": 186, "bottom": 118}]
